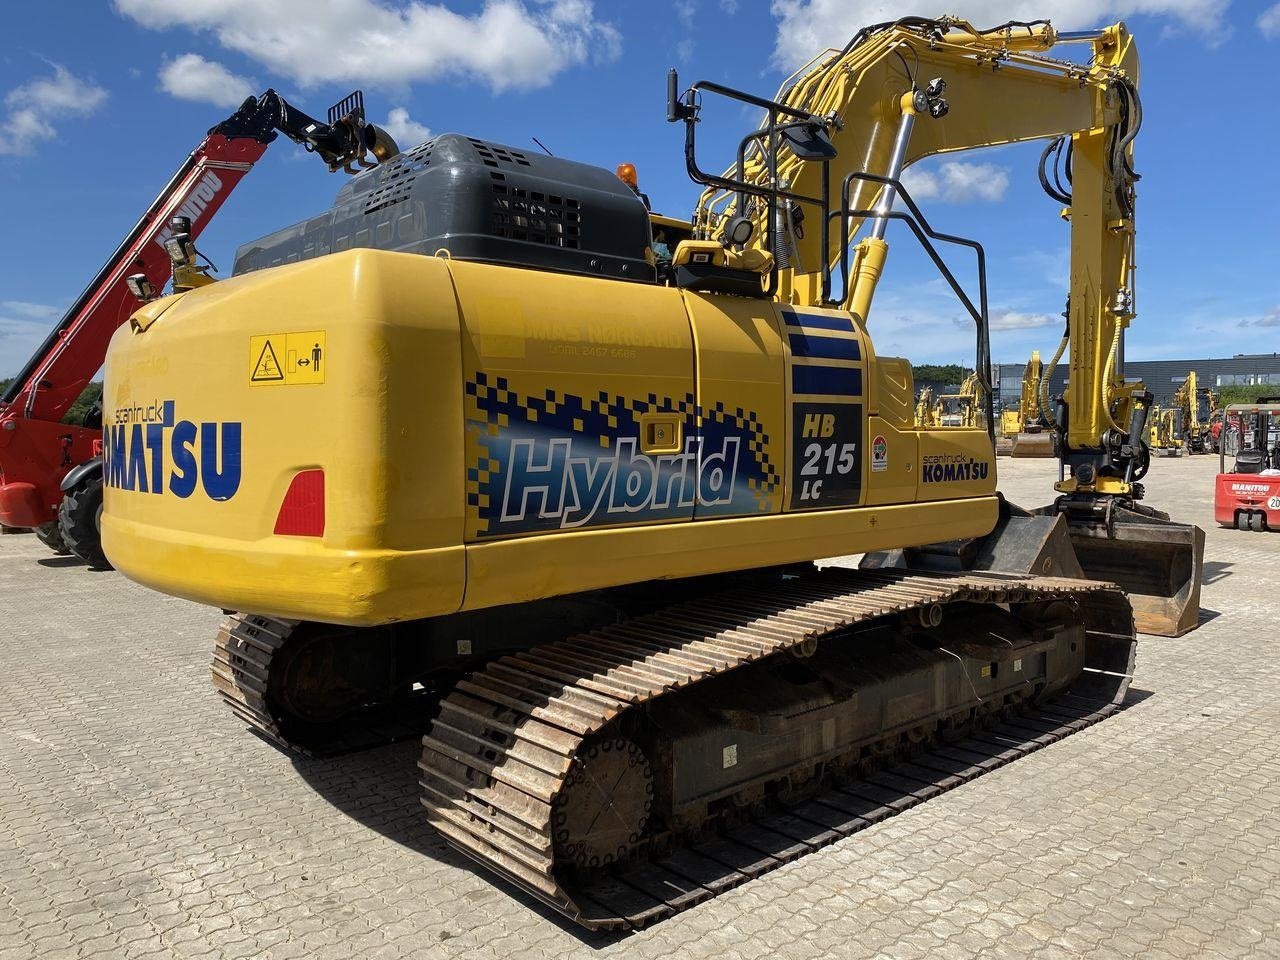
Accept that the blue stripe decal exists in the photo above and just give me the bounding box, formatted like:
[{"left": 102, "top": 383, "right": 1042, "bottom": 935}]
[
  {"left": 792, "top": 364, "right": 862, "bottom": 397},
  {"left": 788, "top": 332, "right": 861, "bottom": 361},
  {"left": 782, "top": 310, "right": 854, "bottom": 332}
]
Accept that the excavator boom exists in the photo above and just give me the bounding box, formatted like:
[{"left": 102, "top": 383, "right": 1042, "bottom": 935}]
[{"left": 670, "top": 17, "right": 1199, "bottom": 634}]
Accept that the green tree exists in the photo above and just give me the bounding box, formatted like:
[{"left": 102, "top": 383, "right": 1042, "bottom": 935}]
[
  {"left": 0, "top": 377, "right": 102, "bottom": 424},
  {"left": 913, "top": 364, "right": 971, "bottom": 387},
  {"left": 1217, "top": 385, "right": 1280, "bottom": 408}
]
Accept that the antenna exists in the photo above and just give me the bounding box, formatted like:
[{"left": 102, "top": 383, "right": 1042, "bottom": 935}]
[{"left": 531, "top": 137, "right": 553, "bottom": 156}]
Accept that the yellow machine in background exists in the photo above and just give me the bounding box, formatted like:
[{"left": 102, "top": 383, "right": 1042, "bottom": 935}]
[
  {"left": 915, "top": 384, "right": 937, "bottom": 427},
  {"left": 936, "top": 371, "right": 983, "bottom": 428},
  {"left": 100, "top": 17, "right": 1202, "bottom": 928},
  {"left": 1172, "top": 371, "right": 1217, "bottom": 454},
  {"left": 1148, "top": 405, "right": 1183, "bottom": 456},
  {"left": 1001, "top": 349, "right": 1055, "bottom": 458}
]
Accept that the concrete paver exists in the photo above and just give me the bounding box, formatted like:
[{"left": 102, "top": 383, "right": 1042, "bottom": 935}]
[{"left": 1, "top": 454, "right": 1278, "bottom": 958}]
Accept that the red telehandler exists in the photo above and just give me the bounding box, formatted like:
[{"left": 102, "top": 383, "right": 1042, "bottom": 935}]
[{"left": 0, "top": 90, "right": 397, "bottom": 566}]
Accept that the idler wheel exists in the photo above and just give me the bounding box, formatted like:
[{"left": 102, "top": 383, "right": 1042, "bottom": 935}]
[
  {"left": 553, "top": 737, "right": 653, "bottom": 870},
  {"left": 269, "top": 624, "right": 393, "bottom": 726}
]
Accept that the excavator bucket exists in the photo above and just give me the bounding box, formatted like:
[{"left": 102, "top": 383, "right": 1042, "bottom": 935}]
[
  {"left": 1010, "top": 432, "right": 1055, "bottom": 458},
  {"left": 1060, "top": 505, "right": 1204, "bottom": 637}
]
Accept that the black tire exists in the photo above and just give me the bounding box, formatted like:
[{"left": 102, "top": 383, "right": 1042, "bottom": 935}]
[
  {"left": 1250, "top": 513, "right": 1267, "bottom": 533},
  {"left": 34, "top": 521, "right": 70, "bottom": 555},
  {"left": 58, "top": 476, "right": 112, "bottom": 570}
]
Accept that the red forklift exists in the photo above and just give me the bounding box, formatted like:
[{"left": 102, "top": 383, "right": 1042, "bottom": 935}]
[
  {"left": 0, "top": 90, "right": 396, "bottom": 566},
  {"left": 1214, "top": 399, "right": 1280, "bottom": 532}
]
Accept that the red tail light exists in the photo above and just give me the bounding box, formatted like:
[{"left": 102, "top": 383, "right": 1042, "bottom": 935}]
[{"left": 274, "top": 469, "right": 325, "bottom": 537}]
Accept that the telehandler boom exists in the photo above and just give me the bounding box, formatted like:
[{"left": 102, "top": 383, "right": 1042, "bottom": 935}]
[
  {"left": 100, "top": 16, "right": 1199, "bottom": 928},
  {"left": 0, "top": 89, "right": 396, "bottom": 567}
]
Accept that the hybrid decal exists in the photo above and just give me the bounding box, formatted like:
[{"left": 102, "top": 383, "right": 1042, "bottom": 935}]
[
  {"left": 500, "top": 436, "right": 739, "bottom": 529},
  {"left": 922, "top": 453, "right": 990, "bottom": 484},
  {"left": 154, "top": 171, "right": 223, "bottom": 247},
  {"left": 103, "top": 400, "right": 242, "bottom": 501},
  {"left": 465, "top": 373, "right": 779, "bottom": 537}
]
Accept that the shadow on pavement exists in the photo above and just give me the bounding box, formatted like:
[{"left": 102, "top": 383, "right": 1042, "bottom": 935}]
[
  {"left": 1201, "top": 561, "right": 1232, "bottom": 585},
  {"left": 37, "top": 556, "right": 87, "bottom": 569},
  {"left": 286, "top": 737, "right": 628, "bottom": 947}
]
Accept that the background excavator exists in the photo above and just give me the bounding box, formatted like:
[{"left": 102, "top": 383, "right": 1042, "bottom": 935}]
[
  {"left": 999, "top": 349, "right": 1055, "bottom": 458},
  {"left": 1172, "top": 371, "right": 1218, "bottom": 454},
  {"left": 0, "top": 89, "right": 396, "bottom": 567},
  {"left": 1148, "top": 404, "right": 1184, "bottom": 456},
  {"left": 914, "top": 385, "right": 937, "bottom": 427},
  {"left": 936, "top": 371, "right": 983, "bottom": 427},
  {"left": 97, "top": 17, "right": 1202, "bottom": 929}
]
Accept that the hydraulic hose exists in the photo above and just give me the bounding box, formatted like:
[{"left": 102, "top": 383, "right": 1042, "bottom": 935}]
[{"left": 1040, "top": 329, "right": 1069, "bottom": 434}]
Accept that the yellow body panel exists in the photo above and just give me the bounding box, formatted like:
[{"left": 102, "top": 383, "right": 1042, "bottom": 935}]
[{"left": 102, "top": 249, "right": 997, "bottom": 626}]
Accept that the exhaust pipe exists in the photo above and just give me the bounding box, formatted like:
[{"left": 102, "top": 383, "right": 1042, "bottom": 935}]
[{"left": 362, "top": 123, "right": 401, "bottom": 162}]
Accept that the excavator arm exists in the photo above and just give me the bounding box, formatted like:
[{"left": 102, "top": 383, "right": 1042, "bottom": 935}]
[
  {"left": 670, "top": 17, "right": 1202, "bottom": 635},
  {"left": 0, "top": 90, "right": 395, "bottom": 536}
]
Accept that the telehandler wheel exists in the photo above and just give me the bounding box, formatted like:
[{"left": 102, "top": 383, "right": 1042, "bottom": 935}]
[
  {"left": 1250, "top": 513, "right": 1268, "bottom": 533},
  {"left": 58, "top": 476, "right": 111, "bottom": 570},
  {"left": 34, "top": 522, "right": 70, "bottom": 555}
]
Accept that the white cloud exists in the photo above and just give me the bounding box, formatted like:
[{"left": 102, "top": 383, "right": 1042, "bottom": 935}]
[
  {"left": 1261, "top": 4, "right": 1280, "bottom": 39},
  {"left": 770, "top": 1, "right": 1230, "bottom": 67},
  {"left": 1240, "top": 307, "right": 1280, "bottom": 328},
  {"left": 159, "top": 53, "right": 256, "bottom": 108},
  {"left": 114, "top": 0, "right": 621, "bottom": 93},
  {"left": 0, "top": 65, "right": 108, "bottom": 157},
  {"left": 901, "top": 161, "right": 1009, "bottom": 203},
  {"left": 987, "top": 309, "right": 1058, "bottom": 331},
  {"left": 0, "top": 301, "right": 62, "bottom": 377},
  {"left": 381, "top": 107, "right": 431, "bottom": 148}
]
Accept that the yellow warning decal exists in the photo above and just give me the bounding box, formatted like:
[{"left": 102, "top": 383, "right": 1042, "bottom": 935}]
[{"left": 249, "top": 331, "right": 326, "bottom": 386}]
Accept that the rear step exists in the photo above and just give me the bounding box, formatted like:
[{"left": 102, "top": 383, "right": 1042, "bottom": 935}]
[{"left": 419, "top": 567, "right": 1135, "bottom": 930}]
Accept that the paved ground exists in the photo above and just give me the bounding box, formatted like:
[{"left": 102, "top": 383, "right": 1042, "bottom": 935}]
[{"left": 2, "top": 453, "right": 1278, "bottom": 960}]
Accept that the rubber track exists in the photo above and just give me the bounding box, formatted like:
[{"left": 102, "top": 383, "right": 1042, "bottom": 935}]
[
  {"left": 419, "top": 567, "right": 1135, "bottom": 930},
  {"left": 212, "top": 614, "right": 426, "bottom": 756}
]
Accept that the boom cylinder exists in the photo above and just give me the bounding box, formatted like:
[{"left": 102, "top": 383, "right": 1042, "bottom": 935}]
[{"left": 869, "top": 93, "right": 918, "bottom": 241}]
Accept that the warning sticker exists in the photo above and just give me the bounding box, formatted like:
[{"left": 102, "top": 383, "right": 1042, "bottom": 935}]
[
  {"left": 249, "top": 331, "right": 326, "bottom": 386},
  {"left": 871, "top": 434, "right": 888, "bottom": 473}
]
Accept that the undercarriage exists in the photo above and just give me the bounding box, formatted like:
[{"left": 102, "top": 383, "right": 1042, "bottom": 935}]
[{"left": 212, "top": 566, "right": 1135, "bottom": 930}]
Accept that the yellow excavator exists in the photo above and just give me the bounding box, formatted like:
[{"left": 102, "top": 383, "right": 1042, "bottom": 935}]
[
  {"left": 936, "top": 371, "right": 983, "bottom": 427},
  {"left": 1000, "top": 349, "right": 1055, "bottom": 457},
  {"left": 1172, "top": 371, "right": 1217, "bottom": 454},
  {"left": 914, "top": 384, "right": 937, "bottom": 427},
  {"left": 1148, "top": 404, "right": 1183, "bottom": 456},
  {"left": 98, "top": 16, "right": 1203, "bottom": 929}
]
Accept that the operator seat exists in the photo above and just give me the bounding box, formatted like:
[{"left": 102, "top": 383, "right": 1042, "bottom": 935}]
[{"left": 1234, "top": 448, "right": 1266, "bottom": 474}]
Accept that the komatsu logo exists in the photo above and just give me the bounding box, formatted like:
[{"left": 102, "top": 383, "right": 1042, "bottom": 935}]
[
  {"left": 154, "top": 171, "right": 223, "bottom": 247},
  {"left": 103, "top": 400, "right": 241, "bottom": 501},
  {"left": 922, "top": 453, "right": 990, "bottom": 484},
  {"left": 500, "top": 436, "right": 738, "bottom": 529}
]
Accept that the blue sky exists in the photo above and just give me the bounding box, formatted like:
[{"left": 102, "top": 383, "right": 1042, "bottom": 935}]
[{"left": 1, "top": 0, "right": 1277, "bottom": 378}]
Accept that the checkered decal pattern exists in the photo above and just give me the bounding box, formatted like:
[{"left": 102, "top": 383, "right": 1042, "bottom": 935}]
[{"left": 465, "top": 371, "right": 779, "bottom": 536}]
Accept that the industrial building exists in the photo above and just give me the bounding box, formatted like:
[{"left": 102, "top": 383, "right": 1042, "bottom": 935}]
[{"left": 992, "top": 353, "right": 1280, "bottom": 411}]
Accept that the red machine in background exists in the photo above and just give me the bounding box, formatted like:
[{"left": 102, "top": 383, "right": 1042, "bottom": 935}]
[
  {"left": 1214, "top": 401, "right": 1280, "bottom": 532},
  {"left": 0, "top": 90, "right": 396, "bottom": 566}
]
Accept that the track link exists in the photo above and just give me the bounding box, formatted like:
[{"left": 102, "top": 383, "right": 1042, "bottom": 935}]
[
  {"left": 212, "top": 614, "right": 428, "bottom": 755},
  {"left": 419, "top": 567, "right": 1135, "bottom": 930}
]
